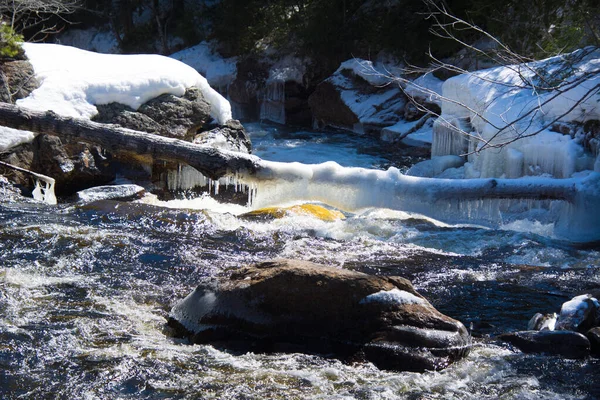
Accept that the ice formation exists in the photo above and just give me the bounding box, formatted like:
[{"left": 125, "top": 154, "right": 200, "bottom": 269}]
[
  {"left": 259, "top": 56, "right": 307, "bottom": 125},
  {"left": 433, "top": 47, "right": 600, "bottom": 179},
  {"left": 19, "top": 43, "right": 232, "bottom": 124}
]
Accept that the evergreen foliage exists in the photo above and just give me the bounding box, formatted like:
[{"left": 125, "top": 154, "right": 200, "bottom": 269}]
[{"left": 0, "top": 23, "right": 24, "bottom": 59}]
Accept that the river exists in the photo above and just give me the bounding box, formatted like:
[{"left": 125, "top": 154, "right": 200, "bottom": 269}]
[{"left": 1, "top": 123, "right": 599, "bottom": 399}]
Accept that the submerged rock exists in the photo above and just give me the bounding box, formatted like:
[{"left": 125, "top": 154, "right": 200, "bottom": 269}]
[
  {"left": 168, "top": 259, "right": 471, "bottom": 372},
  {"left": 586, "top": 327, "right": 600, "bottom": 356},
  {"left": 499, "top": 330, "right": 590, "bottom": 359},
  {"left": 241, "top": 204, "right": 345, "bottom": 221}
]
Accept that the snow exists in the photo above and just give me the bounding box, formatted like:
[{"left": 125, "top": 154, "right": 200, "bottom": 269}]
[
  {"left": 403, "top": 73, "right": 444, "bottom": 106},
  {"left": 19, "top": 43, "right": 232, "bottom": 124},
  {"left": 435, "top": 47, "right": 600, "bottom": 179},
  {"left": 0, "top": 126, "right": 35, "bottom": 151},
  {"left": 170, "top": 42, "right": 237, "bottom": 89},
  {"left": 360, "top": 288, "right": 426, "bottom": 306},
  {"left": 327, "top": 58, "right": 405, "bottom": 133}
]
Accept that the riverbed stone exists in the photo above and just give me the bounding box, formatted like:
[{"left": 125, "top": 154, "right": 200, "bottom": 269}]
[
  {"left": 499, "top": 330, "right": 591, "bottom": 359},
  {"left": 586, "top": 327, "right": 600, "bottom": 356},
  {"left": 168, "top": 259, "right": 471, "bottom": 372},
  {"left": 555, "top": 294, "right": 600, "bottom": 333}
]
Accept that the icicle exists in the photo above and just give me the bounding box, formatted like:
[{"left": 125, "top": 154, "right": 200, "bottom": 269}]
[
  {"left": 432, "top": 117, "right": 471, "bottom": 157},
  {"left": 260, "top": 81, "right": 286, "bottom": 124}
]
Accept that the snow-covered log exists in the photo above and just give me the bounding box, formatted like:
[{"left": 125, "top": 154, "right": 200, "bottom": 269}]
[{"left": 1, "top": 102, "right": 598, "bottom": 241}]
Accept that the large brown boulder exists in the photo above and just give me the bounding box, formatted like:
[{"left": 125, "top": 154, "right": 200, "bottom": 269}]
[{"left": 168, "top": 259, "right": 471, "bottom": 372}]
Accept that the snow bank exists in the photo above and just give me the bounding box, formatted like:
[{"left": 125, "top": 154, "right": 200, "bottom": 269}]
[
  {"left": 433, "top": 47, "right": 600, "bottom": 179},
  {"left": 19, "top": 43, "right": 232, "bottom": 124},
  {"left": 170, "top": 42, "right": 237, "bottom": 89}
]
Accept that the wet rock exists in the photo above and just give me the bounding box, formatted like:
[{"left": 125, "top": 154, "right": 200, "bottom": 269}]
[
  {"left": 1, "top": 135, "right": 116, "bottom": 196},
  {"left": 586, "top": 327, "right": 600, "bottom": 356},
  {"left": 555, "top": 294, "right": 600, "bottom": 333},
  {"left": 93, "top": 87, "right": 211, "bottom": 140},
  {"left": 168, "top": 259, "right": 471, "bottom": 372},
  {"left": 527, "top": 312, "right": 557, "bottom": 331},
  {"left": 241, "top": 204, "right": 345, "bottom": 221},
  {"left": 308, "top": 81, "right": 359, "bottom": 131},
  {"left": 499, "top": 330, "right": 590, "bottom": 359},
  {"left": 193, "top": 119, "right": 251, "bottom": 154},
  {"left": 0, "top": 175, "right": 28, "bottom": 202},
  {"left": 77, "top": 184, "right": 145, "bottom": 202}
]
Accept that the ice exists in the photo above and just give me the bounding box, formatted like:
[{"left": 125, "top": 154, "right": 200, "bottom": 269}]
[
  {"left": 260, "top": 81, "right": 286, "bottom": 124},
  {"left": 360, "top": 288, "right": 426, "bottom": 306},
  {"left": 431, "top": 117, "right": 471, "bottom": 157},
  {"left": 0, "top": 126, "right": 35, "bottom": 151},
  {"left": 436, "top": 47, "right": 600, "bottom": 179},
  {"left": 19, "top": 43, "right": 232, "bottom": 124}
]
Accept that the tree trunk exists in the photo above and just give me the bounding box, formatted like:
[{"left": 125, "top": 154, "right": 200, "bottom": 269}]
[
  {"left": 0, "top": 102, "right": 260, "bottom": 180},
  {"left": 0, "top": 102, "right": 593, "bottom": 208}
]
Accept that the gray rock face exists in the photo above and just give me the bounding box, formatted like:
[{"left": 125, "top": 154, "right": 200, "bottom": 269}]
[
  {"left": 168, "top": 259, "right": 471, "bottom": 372},
  {"left": 93, "top": 88, "right": 212, "bottom": 140},
  {"left": 499, "top": 330, "right": 590, "bottom": 359},
  {"left": 1, "top": 134, "right": 116, "bottom": 196},
  {"left": 0, "top": 60, "right": 39, "bottom": 104},
  {"left": 193, "top": 119, "right": 252, "bottom": 154}
]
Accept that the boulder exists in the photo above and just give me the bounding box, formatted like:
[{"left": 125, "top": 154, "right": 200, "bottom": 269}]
[
  {"left": 586, "top": 327, "right": 600, "bottom": 356},
  {"left": 193, "top": 119, "right": 252, "bottom": 154},
  {"left": 1, "top": 134, "right": 116, "bottom": 196},
  {"left": 0, "top": 60, "right": 39, "bottom": 104},
  {"left": 93, "top": 87, "right": 212, "bottom": 140},
  {"left": 308, "top": 60, "right": 406, "bottom": 136},
  {"left": 555, "top": 294, "right": 600, "bottom": 333},
  {"left": 168, "top": 259, "right": 471, "bottom": 372},
  {"left": 77, "top": 184, "right": 146, "bottom": 202},
  {"left": 499, "top": 330, "right": 590, "bottom": 359}
]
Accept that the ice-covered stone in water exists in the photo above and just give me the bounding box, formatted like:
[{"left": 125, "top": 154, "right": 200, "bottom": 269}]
[
  {"left": 527, "top": 312, "right": 557, "bottom": 331},
  {"left": 556, "top": 294, "right": 600, "bottom": 332}
]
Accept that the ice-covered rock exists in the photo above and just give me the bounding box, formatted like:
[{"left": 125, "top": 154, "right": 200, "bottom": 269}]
[
  {"left": 309, "top": 58, "right": 406, "bottom": 135},
  {"left": 434, "top": 47, "right": 600, "bottom": 179},
  {"left": 77, "top": 184, "right": 146, "bottom": 202},
  {"left": 168, "top": 259, "right": 471, "bottom": 372},
  {"left": 556, "top": 294, "right": 600, "bottom": 333}
]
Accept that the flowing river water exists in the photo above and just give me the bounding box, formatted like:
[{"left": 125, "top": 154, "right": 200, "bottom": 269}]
[{"left": 1, "top": 123, "right": 599, "bottom": 399}]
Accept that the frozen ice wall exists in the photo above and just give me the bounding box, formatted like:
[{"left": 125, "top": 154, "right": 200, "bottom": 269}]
[{"left": 434, "top": 47, "right": 600, "bottom": 179}]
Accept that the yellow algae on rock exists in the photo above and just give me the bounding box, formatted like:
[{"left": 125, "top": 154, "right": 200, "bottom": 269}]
[{"left": 242, "top": 204, "right": 345, "bottom": 221}]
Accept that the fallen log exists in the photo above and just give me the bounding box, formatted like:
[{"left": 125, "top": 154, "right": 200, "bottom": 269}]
[
  {"left": 0, "top": 101, "right": 598, "bottom": 242},
  {"left": 0, "top": 102, "right": 260, "bottom": 180}
]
